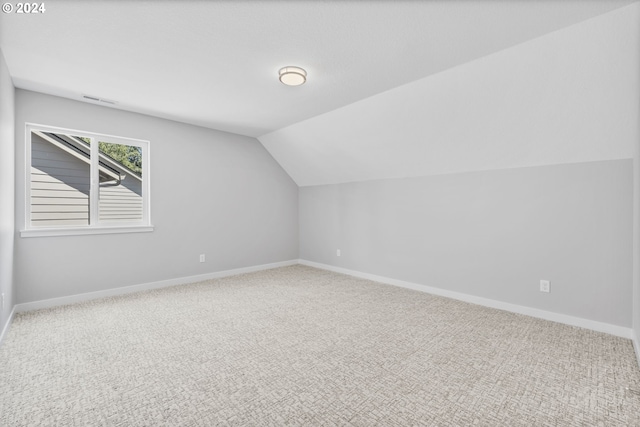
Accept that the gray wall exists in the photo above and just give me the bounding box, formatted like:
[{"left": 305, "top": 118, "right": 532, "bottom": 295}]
[
  {"left": 14, "top": 90, "right": 298, "bottom": 303},
  {"left": 300, "top": 160, "right": 633, "bottom": 327},
  {"left": 0, "top": 50, "right": 15, "bottom": 334},
  {"left": 635, "top": 149, "right": 640, "bottom": 357}
]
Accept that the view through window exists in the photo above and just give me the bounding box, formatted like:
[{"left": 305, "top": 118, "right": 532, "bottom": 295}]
[{"left": 26, "top": 124, "right": 150, "bottom": 233}]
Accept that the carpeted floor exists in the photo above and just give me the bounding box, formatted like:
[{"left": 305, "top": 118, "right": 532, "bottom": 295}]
[{"left": 1, "top": 265, "right": 639, "bottom": 426}]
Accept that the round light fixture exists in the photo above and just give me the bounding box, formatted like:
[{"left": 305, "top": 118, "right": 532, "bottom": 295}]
[{"left": 279, "top": 66, "right": 307, "bottom": 86}]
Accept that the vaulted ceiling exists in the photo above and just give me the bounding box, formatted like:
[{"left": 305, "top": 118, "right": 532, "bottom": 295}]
[{"left": 1, "top": 0, "right": 638, "bottom": 185}]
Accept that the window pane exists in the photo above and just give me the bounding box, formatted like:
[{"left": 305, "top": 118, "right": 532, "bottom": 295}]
[
  {"left": 98, "top": 141, "right": 143, "bottom": 222},
  {"left": 30, "top": 131, "right": 91, "bottom": 227},
  {"left": 27, "top": 126, "right": 149, "bottom": 232}
]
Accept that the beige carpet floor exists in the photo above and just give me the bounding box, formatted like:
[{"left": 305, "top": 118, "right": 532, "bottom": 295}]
[{"left": 1, "top": 265, "right": 639, "bottom": 426}]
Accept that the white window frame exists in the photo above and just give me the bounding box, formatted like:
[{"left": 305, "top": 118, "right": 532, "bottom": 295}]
[{"left": 21, "top": 123, "right": 153, "bottom": 237}]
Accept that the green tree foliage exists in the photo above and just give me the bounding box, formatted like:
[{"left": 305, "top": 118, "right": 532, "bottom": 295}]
[
  {"left": 98, "top": 142, "right": 142, "bottom": 175},
  {"left": 75, "top": 136, "right": 91, "bottom": 144}
]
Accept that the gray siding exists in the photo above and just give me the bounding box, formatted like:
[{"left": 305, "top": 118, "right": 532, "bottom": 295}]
[
  {"left": 99, "top": 177, "right": 142, "bottom": 222},
  {"left": 31, "top": 134, "right": 89, "bottom": 227}
]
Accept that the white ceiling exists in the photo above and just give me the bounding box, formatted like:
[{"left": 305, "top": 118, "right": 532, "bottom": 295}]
[
  {"left": 0, "top": 0, "right": 636, "bottom": 138},
  {"left": 260, "top": 2, "right": 639, "bottom": 186}
]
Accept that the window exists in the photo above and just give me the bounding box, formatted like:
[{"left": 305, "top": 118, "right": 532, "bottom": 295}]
[{"left": 22, "top": 124, "right": 152, "bottom": 237}]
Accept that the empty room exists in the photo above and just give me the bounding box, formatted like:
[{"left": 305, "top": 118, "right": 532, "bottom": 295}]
[{"left": 1, "top": 0, "right": 640, "bottom": 425}]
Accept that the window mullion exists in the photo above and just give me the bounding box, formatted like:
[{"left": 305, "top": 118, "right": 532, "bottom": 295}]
[
  {"left": 25, "top": 125, "right": 33, "bottom": 227},
  {"left": 90, "top": 137, "right": 100, "bottom": 226}
]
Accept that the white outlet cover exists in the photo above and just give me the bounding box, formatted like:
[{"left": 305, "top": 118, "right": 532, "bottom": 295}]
[
  {"left": 540, "top": 280, "right": 550, "bottom": 293},
  {"left": 336, "top": 249, "right": 341, "bottom": 256}
]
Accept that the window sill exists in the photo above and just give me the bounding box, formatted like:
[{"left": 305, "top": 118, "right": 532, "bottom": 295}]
[{"left": 20, "top": 225, "right": 154, "bottom": 238}]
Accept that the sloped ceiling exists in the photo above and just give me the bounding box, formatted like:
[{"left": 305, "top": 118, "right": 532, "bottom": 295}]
[
  {"left": 260, "top": 3, "right": 640, "bottom": 186},
  {"left": 1, "top": 1, "right": 638, "bottom": 186}
]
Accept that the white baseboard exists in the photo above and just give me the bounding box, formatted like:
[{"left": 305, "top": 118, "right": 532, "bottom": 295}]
[
  {"left": 6, "top": 258, "right": 637, "bottom": 347},
  {"left": 299, "top": 259, "right": 633, "bottom": 340},
  {"left": 0, "top": 305, "right": 16, "bottom": 346},
  {"left": 15, "top": 259, "right": 298, "bottom": 313}
]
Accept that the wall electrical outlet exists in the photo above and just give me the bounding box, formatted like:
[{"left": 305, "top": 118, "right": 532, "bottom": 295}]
[
  {"left": 540, "top": 280, "right": 550, "bottom": 293},
  {"left": 199, "top": 254, "right": 206, "bottom": 263},
  {"left": 336, "top": 249, "right": 341, "bottom": 257}
]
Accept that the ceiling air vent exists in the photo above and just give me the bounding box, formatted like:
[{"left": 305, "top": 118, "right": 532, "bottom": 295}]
[{"left": 82, "top": 95, "right": 117, "bottom": 105}]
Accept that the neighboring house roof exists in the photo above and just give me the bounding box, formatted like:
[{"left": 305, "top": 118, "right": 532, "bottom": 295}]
[{"left": 34, "top": 131, "right": 142, "bottom": 182}]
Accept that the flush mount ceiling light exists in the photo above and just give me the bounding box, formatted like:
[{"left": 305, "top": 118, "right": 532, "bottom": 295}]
[{"left": 278, "top": 66, "right": 307, "bottom": 86}]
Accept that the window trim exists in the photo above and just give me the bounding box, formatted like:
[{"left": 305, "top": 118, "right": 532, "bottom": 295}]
[{"left": 22, "top": 123, "right": 153, "bottom": 238}]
